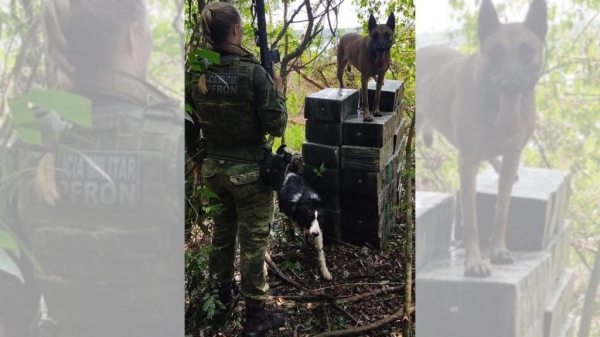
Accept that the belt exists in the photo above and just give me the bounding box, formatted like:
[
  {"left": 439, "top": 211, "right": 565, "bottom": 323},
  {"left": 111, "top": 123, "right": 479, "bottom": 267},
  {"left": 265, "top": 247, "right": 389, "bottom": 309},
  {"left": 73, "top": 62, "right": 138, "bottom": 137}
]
[{"left": 204, "top": 142, "right": 266, "bottom": 162}]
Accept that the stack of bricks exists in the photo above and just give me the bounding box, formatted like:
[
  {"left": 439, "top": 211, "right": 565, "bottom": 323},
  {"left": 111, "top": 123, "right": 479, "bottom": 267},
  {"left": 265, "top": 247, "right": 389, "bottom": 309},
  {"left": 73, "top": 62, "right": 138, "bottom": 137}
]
[
  {"left": 302, "top": 80, "right": 406, "bottom": 248},
  {"left": 416, "top": 167, "right": 574, "bottom": 337}
]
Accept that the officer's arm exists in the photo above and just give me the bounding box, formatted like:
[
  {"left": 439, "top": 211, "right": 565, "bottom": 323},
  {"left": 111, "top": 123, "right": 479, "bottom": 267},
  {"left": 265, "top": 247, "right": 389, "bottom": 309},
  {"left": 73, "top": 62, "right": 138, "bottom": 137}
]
[{"left": 253, "top": 66, "right": 287, "bottom": 137}]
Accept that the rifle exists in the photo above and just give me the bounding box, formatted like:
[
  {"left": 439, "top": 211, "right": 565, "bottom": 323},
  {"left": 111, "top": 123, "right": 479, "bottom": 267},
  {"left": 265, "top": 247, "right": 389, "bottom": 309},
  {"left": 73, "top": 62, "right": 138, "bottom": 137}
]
[
  {"left": 251, "top": 0, "right": 280, "bottom": 74},
  {"left": 251, "top": 0, "right": 291, "bottom": 191}
]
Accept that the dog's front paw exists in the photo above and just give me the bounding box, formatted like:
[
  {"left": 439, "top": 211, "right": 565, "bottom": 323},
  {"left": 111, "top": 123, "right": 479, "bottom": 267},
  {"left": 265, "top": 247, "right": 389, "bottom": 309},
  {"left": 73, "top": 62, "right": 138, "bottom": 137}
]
[
  {"left": 464, "top": 257, "right": 491, "bottom": 278},
  {"left": 322, "top": 269, "right": 332, "bottom": 280},
  {"left": 363, "top": 115, "right": 374, "bottom": 122},
  {"left": 491, "top": 248, "right": 514, "bottom": 265},
  {"left": 373, "top": 111, "right": 382, "bottom": 117}
]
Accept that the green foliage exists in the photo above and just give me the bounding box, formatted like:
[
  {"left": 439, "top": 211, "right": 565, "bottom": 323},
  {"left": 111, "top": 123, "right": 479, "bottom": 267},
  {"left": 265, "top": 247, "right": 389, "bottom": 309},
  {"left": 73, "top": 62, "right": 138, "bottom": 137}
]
[
  {"left": 0, "top": 228, "right": 20, "bottom": 259},
  {"left": 184, "top": 167, "right": 225, "bottom": 332},
  {"left": 333, "top": 316, "right": 347, "bottom": 330},
  {"left": 314, "top": 163, "right": 326, "bottom": 178},
  {"left": 273, "top": 123, "right": 304, "bottom": 152}
]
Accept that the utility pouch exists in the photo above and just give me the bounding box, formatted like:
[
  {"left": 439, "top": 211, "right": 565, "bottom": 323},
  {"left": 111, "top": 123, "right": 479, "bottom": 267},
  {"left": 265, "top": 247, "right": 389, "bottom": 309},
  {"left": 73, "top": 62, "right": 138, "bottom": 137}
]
[{"left": 258, "top": 143, "right": 292, "bottom": 191}]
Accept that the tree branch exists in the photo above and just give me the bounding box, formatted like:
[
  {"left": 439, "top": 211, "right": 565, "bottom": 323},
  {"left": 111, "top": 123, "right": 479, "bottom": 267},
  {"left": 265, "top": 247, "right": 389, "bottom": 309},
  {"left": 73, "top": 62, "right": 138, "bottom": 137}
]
[
  {"left": 292, "top": 68, "right": 325, "bottom": 90},
  {"left": 270, "top": 1, "right": 305, "bottom": 50},
  {"left": 312, "top": 307, "right": 414, "bottom": 337},
  {"left": 578, "top": 238, "right": 600, "bottom": 337}
]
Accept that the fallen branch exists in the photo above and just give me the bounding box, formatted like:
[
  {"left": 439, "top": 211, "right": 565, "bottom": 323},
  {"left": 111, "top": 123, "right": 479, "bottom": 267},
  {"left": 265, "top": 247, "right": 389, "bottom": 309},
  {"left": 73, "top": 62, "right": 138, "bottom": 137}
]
[
  {"left": 331, "top": 301, "right": 360, "bottom": 325},
  {"left": 313, "top": 307, "right": 414, "bottom": 337},
  {"left": 266, "top": 252, "right": 402, "bottom": 330},
  {"left": 338, "top": 286, "right": 403, "bottom": 304},
  {"left": 269, "top": 294, "right": 333, "bottom": 302},
  {"left": 268, "top": 285, "right": 402, "bottom": 304},
  {"left": 265, "top": 252, "right": 310, "bottom": 292},
  {"left": 315, "top": 282, "right": 402, "bottom": 291}
]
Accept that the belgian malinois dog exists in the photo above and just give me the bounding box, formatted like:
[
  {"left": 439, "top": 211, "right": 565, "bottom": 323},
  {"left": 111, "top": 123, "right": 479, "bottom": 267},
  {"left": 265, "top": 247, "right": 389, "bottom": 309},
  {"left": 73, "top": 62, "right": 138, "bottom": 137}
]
[
  {"left": 416, "top": 0, "right": 548, "bottom": 277},
  {"left": 337, "top": 13, "right": 395, "bottom": 122}
]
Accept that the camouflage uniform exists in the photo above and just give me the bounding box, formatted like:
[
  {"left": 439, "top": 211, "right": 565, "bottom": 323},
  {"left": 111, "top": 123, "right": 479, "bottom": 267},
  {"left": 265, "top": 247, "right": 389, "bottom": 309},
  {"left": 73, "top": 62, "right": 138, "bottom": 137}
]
[
  {"left": 7, "top": 74, "right": 184, "bottom": 337},
  {"left": 187, "top": 50, "right": 287, "bottom": 305}
]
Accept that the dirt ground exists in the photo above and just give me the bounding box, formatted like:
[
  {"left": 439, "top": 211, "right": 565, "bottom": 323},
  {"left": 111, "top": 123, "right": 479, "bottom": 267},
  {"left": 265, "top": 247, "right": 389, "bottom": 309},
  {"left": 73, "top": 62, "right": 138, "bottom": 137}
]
[{"left": 188, "top": 203, "right": 414, "bottom": 337}]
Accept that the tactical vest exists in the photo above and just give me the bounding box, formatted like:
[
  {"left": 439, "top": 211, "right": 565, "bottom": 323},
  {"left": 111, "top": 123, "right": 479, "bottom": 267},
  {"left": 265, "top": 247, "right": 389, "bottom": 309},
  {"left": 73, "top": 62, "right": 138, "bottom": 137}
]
[
  {"left": 14, "top": 100, "right": 184, "bottom": 337},
  {"left": 194, "top": 55, "right": 266, "bottom": 147}
]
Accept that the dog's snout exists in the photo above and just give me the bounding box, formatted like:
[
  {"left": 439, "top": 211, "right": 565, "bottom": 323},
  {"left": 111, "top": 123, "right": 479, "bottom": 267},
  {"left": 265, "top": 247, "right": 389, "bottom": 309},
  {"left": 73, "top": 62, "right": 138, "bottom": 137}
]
[
  {"left": 311, "top": 231, "right": 320, "bottom": 237},
  {"left": 375, "top": 45, "right": 389, "bottom": 52},
  {"left": 494, "top": 78, "right": 522, "bottom": 94}
]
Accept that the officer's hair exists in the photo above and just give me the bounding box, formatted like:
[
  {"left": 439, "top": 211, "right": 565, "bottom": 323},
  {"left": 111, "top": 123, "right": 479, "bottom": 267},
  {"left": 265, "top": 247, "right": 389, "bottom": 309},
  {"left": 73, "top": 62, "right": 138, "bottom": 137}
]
[
  {"left": 199, "top": 3, "right": 241, "bottom": 94},
  {"left": 43, "top": 0, "right": 148, "bottom": 90},
  {"left": 201, "top": 2, "right": 241, "bottom": 47}
]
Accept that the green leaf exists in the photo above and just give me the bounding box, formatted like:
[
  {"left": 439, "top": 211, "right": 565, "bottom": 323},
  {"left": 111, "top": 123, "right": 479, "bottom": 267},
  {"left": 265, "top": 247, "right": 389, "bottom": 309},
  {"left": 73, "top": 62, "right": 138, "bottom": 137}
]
[
  {"left": 0, "top": 228, "right": 20, "bottom": 259},
  {"left": 192, "top": 49, "right": 221, "bottom": 65},
  {"left": 8, "top": 99, "right": 42, "bottom": 145},
  {"left": 185, "top": 111, "right": 194, "bottom": 123},
  {"left": 18, "top": 90, "right": 92, "bottom": 127},
  {"left": 0, "top": 248, "right": 23, "bottom": 283},
  {"left": 197, "top": 187, "right": 219, "bottom": 199}
]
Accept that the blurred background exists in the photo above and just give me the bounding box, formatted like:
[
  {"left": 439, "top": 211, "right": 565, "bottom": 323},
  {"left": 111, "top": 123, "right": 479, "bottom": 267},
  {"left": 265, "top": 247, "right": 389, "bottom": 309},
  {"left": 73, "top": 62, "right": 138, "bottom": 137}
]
[{"left": 417, "top": 0, "right": 600, "bottom": 335}]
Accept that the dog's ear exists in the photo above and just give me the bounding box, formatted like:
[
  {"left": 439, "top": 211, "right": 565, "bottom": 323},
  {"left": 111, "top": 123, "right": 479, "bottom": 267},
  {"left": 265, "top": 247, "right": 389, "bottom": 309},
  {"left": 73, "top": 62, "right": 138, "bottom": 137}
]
[
  {"left": 478, "top": 0, "right": 500, "bottom": 46},
  {"left": 524, "top": 0, "right": 548, "bottom": 42},
  {"left": 368, "top": 14, "right": 378, "bottom": 32},
  {"left": 386, "top": 13, "right": 396, "bottom": 31}
]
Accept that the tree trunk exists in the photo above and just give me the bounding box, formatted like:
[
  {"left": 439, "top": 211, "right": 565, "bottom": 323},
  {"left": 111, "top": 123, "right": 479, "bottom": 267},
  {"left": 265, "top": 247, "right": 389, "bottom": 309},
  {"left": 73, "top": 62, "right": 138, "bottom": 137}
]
[
  {"left": 579, "top": 238, "right": 600, "bottom": 337},
  {"left": 402, "top": 112, "right": 416, "bottom": 337},
  {"left": 282, "top": 0, "right": 289, "bottom": 95}
]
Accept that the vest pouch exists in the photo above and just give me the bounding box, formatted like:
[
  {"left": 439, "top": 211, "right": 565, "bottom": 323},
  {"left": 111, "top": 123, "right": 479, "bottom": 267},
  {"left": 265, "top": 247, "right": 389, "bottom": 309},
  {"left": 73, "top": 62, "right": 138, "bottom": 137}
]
[
  {"left": 259, "top": 145, "right": 293, "bottom": 191},
  {"left": 229, "top": 163, "right": 260, "bottom": 185}
]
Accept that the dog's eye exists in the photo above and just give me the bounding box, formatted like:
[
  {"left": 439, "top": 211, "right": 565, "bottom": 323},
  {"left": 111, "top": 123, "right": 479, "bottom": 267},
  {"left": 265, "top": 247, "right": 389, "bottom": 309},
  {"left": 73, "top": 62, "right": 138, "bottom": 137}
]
[
  {"left": 486, "top": 45, "right": 505, "bottom": 61},
  {"left": 384, "top": 32, "right": 391, "bottom": 40},
  {"left": 518, "top": 44, "right": 535, "bottom": 62},
  {"left": 372, "top": 32, "right": 379, "bottom": 40}
]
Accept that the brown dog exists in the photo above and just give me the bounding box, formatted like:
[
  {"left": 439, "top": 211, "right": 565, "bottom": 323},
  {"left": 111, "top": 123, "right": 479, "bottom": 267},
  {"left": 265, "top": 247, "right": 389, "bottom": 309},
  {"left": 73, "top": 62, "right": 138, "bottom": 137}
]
[
  {"left": 337, "top": 13, "right": 395, "bottom": 122},
  {"left": 416, "top": 0, "right": 548, "bottom": 277}
]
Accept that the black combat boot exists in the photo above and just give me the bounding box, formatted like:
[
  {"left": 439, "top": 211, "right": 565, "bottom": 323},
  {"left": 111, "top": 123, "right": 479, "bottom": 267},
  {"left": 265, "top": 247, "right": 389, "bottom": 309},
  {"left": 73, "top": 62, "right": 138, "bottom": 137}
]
[{"left": 241, "top": 303, "right": 285, "bottom": 337}]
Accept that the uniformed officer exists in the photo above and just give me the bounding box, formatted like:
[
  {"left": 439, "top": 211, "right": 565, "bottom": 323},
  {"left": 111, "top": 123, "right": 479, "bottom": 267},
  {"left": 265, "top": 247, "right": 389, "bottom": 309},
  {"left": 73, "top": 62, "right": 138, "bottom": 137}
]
[
  {"left": 186, "top": 2, "right": 288, "bottom": 336},
  {"left": 3, "top": 1, "right": 184, "bottom": 336}
]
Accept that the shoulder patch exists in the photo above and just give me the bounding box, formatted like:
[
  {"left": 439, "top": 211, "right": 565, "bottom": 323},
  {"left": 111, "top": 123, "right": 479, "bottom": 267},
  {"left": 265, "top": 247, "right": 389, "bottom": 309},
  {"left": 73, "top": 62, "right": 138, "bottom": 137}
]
[
  {"left": 205, "top": 73, "right": 240, "bottom": 96},
  {"left": 55, "top": 151, "right": 141, "bottom": 208}
]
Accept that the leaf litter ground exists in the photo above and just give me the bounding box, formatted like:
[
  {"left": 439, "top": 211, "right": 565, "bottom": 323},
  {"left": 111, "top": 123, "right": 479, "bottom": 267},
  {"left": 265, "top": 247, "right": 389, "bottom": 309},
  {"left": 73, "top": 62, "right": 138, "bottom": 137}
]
[{"left": 187, "top": 196, "right": 414, "bottom": 337}]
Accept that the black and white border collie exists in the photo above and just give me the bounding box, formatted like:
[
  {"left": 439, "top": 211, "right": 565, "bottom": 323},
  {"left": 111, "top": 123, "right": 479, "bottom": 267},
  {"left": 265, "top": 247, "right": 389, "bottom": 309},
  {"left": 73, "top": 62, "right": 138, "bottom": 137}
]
[{"left": 277, "top": 157, "right": 332, "bottom": 280}]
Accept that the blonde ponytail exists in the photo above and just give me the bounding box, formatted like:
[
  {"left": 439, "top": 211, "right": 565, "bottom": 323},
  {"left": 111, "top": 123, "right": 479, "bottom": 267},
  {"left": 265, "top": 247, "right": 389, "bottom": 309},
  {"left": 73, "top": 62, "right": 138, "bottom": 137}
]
[{"left": 198, "top": 2, "right": 242, "bottom": 94}]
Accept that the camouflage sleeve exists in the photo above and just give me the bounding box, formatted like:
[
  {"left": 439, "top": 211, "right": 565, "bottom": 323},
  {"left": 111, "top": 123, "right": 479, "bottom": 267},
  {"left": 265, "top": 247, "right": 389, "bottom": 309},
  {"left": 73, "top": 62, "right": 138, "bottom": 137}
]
[{"left": 253, "top": 65, "right": 287, "bottom": 137}]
